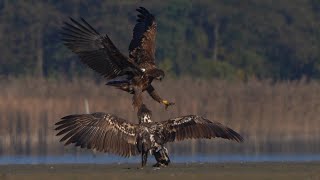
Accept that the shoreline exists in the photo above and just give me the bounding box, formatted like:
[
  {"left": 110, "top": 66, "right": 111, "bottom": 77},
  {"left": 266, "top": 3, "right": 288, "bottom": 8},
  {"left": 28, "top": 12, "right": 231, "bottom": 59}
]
[{"left": 0, "top": 162, "right": 319, "bottom": 180}]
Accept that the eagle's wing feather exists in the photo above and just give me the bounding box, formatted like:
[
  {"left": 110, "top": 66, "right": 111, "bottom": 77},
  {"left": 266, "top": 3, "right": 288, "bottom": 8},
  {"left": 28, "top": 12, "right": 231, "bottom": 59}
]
[
  {"left": 129, "top": 7, "right": 157, "bottom": 66},
  {"left": 161, "top": 115, "right": 244, "bottom": 143},
  {"left": 55, "top": 112, "right": 139, "bottom": 157},
  {"left": 62, "top": 18, "right": 142, "bottom": 79}
]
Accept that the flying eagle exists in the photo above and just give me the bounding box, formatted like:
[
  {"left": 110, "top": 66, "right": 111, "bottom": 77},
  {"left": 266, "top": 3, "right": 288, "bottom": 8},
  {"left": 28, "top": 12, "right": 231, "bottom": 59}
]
[
  {"left": 55, "top": 106, "right": 244, "bottom": 167},
  {"left": 61, "top": 7, "right": 174, "bottom": 109}
]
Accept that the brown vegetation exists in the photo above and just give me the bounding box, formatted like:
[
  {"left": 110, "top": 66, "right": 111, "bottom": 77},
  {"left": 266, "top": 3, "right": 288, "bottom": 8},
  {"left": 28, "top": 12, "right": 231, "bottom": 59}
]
[{"left": 0, "top": 77, "right": 319, "bottom": 156}]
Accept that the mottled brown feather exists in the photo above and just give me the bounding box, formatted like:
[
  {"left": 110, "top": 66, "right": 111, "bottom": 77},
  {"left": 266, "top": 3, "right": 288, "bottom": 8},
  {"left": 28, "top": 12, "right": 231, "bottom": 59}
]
[
  {"left": 161, "top": 115, "right": 244, "bottom": 143},
  {"left": 55, "top": 112, "right": 139, "bottom": 157}
]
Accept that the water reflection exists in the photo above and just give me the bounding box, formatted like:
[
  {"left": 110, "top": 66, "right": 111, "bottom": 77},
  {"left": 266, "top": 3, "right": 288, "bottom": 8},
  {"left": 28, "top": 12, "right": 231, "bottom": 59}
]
[
  {"left": 1, "top": 111, "right": 320, "bottom": 164},
  {"left": 1, "top": 153, "right": 320, "bottom": 164}
]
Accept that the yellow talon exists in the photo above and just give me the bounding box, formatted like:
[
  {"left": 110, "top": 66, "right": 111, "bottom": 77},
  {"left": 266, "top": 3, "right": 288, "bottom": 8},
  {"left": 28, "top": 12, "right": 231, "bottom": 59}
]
[
  {"left": 162, "top": 100, "right": 169, "bottom": 105},
  {"left": 162, "top": 100, "right": 175, "bottom": 110}
]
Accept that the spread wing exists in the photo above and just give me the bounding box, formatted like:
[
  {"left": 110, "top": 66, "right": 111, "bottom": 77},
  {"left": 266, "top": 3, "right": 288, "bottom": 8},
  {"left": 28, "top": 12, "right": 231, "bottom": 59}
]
[
  {"left": 160, "top": 115, "right": 244, "bottom": 143},
  {"left": 61, "top": 18, "right": 142, "bottom": 79},
  {"left": 55, "top": 112, "right": 139, "bottom": 157},
  {"left": 129, "top": 7, "right": 157, "bottom": 66}
]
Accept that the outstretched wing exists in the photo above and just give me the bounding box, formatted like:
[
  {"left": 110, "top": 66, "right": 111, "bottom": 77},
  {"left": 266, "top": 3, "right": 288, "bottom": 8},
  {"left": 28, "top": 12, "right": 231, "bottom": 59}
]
[
  {"left": 129, "top": 7, "right": 157, "bottom": 66},
  {"left": 161, "top": 115, "right": 244, "bottom": 143},
  {"left": 55, "top": 112, "right": 139, "bottom": 157},
  {"left": 61, "top": 18, "right": 142, "bottom": 79}
]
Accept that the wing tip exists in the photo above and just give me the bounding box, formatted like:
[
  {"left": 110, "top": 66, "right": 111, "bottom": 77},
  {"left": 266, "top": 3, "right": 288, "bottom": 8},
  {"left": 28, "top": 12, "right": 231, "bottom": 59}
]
[
  {"left": 136, "top": 7, "right": 153, "bottom": 17},
  {"left": 137, "top": 6, "right": 147, "bottom": 12},
  {"left": 236, "top": 134, "right": 245, "bottom": 143},
  {"left": 228, "top": 128, "right": 244, "bottom": 143},
  {"left": 69, "top": 17, "right": 78, "bottom": 25}
]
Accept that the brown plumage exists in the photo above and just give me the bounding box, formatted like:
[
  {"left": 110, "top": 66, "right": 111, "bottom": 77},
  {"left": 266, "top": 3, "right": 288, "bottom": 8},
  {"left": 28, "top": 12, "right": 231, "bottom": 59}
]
[
  {"left": 129, "top": 7, "right": 157, "bottom": 68},
  {"left": 55, "top": 110, "right": 243, "bottom": 167},
  {"left": 61, "top": 7, "right": 174, "bottom": 109},
  {"left": 55, "top": 113, "right": 139, "bottom": 157}
]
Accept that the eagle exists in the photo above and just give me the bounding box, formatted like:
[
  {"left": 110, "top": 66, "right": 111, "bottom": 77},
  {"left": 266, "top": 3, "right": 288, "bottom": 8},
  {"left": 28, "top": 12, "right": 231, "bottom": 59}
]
[
  {"left": 61, "top": 7, "right": 174, "bottom": 109},
  {"left": 55, "top": 105, "right": 244, "bottom": 167}
]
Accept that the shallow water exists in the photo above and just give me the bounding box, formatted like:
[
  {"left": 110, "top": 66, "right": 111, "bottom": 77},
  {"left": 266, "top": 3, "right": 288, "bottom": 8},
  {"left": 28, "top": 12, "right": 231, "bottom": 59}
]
[{"left": 1, "top": 153, "right": 320, "bottom": 164}]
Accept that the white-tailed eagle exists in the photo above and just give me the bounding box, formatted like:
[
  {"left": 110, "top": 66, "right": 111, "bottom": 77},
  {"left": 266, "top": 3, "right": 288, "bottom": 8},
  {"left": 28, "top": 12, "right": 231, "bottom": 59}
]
[
  {"left": 55, "top": 108, "right": 243, "bottom": 167},
  {"left": 61, "top": 7, "right": 174, "bottom": 109}
]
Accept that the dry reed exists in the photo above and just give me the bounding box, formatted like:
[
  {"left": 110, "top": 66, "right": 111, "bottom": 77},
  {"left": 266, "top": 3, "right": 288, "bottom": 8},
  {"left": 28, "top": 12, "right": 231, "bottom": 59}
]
[{"left": 0, "top": 76, "right": 319, "bottom": 156}]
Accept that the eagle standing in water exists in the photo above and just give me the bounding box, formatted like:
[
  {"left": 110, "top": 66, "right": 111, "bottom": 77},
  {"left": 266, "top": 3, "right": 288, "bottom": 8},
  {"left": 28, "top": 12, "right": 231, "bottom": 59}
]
[
  {"left": 55, "top": 105, "right": 244, "bottom": 167},
  {"left": 61, "top": 7, "right": 174, "bottom": 109}
]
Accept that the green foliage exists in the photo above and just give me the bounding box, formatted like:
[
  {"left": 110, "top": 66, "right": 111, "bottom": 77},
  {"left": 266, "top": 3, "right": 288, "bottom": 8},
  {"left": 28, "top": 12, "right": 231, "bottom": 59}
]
[
  {"left": 0, "top": 0, "right": 320, "bottom": 80},
  {"left": 191, "top": 58, "right": 237, "bottom": 80}
]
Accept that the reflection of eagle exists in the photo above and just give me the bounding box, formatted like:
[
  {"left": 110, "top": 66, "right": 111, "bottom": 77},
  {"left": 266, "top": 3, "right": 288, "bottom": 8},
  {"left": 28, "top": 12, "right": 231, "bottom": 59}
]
[
  {"left": 55, "top": 105, "right": 244, "bottom": 167},
  {"left": 61, "top": 7, "right": 174, "bottom": 109}
]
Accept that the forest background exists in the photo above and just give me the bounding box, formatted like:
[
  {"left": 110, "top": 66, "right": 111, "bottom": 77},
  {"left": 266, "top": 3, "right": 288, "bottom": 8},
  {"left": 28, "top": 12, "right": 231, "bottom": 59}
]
[{"left": 0, "top": 0, "right": 319, "bottom": 156}]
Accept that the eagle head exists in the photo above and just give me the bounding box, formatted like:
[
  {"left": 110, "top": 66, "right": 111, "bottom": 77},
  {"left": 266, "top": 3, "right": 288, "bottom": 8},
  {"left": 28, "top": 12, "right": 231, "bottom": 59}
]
[
  {"left": 138, "top": 104, "right": 153, "bottom": 123},
  {"left": 148, "top": 69, "right": 165, "bottom": 81}
]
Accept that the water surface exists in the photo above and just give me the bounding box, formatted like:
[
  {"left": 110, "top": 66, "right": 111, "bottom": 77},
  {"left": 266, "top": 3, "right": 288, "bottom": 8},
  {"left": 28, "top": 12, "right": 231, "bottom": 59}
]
[{"left": 1, "top": 153, "right": 320, "bottom": 164}]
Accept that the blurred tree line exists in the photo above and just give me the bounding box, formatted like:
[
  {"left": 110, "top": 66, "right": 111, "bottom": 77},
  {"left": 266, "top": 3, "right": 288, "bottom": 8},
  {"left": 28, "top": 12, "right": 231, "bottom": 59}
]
[{"left": 0, "top": 0, "right": 320, "bottom": 80}]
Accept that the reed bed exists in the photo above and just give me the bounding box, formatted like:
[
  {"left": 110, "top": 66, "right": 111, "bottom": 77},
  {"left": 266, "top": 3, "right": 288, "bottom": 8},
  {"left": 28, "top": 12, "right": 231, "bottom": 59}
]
[{"left": 0, "top": 76, "right": 319, "bottom": 156}]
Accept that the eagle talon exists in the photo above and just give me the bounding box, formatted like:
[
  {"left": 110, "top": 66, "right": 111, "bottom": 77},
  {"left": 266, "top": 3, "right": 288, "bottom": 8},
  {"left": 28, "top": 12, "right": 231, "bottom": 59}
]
[
  {"left": 162, "top": 100, "right": 175, "bottom": 110},
  {"left": 153, "top": 162, "right": 167, "bottom": 168}
]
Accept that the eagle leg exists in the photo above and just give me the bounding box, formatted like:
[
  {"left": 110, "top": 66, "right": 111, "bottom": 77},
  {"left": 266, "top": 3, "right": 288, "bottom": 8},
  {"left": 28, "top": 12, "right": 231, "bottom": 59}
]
[
  {"left": 141, "top": 151, "right": 148, "bottom": 168},
  {"left": 133, "top": 87, "right": 143, "bottom": 109},
  {"left": 152, "top": 146, "right": 170, "bottom": 167},
  {"left": 146, "top": 85, "right": 175, "bottom": 110}
]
